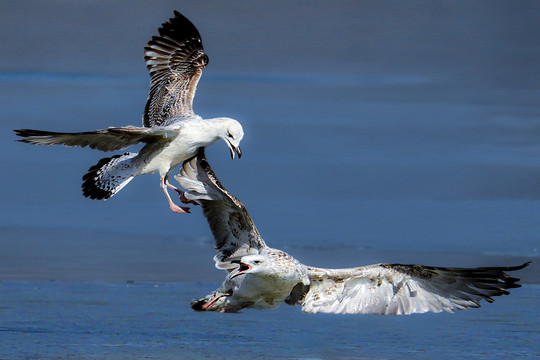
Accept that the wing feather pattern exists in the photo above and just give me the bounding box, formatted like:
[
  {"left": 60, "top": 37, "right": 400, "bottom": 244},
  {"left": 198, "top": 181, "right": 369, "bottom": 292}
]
[
  {"left": 303, "top": 262, "right": 529, "bottom": 315},
  {"left": 175, "top": 149, "right": 267, "bottom": 262},
  {"left": 14, "top": 127, "right": 174, "bottom": 152},
  {"left": 143, "top": 11, "right": 209, "bottom": 127}
]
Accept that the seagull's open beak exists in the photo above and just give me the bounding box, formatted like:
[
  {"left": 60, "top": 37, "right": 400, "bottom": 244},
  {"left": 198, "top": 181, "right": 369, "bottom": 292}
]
[
  {"left": 226, "top": 140, "right": 242, "bottom": 159},
  {"left": 231, "top": 262, "right": 252, "bottom": 279}
]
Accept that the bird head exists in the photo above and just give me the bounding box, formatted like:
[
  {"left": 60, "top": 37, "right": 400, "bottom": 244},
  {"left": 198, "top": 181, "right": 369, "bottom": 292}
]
[
  {"left": 220, "top": 118, "right": 243, "bottom": 159},
  {"left": 230, "top": 254, "right": 269, "bottom": 279}
]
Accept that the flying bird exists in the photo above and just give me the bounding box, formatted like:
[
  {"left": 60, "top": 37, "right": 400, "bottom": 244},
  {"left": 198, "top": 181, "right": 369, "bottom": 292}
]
[
  {"left": 14, "top": 11, "right": 243, "bottom": 213},
  {"left": 175, "top": 150, "right": 528, "bottom": 314}
]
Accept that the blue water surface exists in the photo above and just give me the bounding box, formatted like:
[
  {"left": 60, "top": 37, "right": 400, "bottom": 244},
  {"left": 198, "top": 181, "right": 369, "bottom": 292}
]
[{"left": 0, "top": 281, "right": 538, "bottom": 360}]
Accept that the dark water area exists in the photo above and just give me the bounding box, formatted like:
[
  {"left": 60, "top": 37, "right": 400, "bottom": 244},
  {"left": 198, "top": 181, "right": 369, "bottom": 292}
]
[
  {"left": 0, "top": 227, "right": 537, "bottom": 284},
  {"left": 0, "top": 281, "right": 538, "bottom": 360}
]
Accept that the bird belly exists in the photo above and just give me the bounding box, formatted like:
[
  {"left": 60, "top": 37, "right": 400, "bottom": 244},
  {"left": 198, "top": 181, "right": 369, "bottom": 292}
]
[
  {"left": 138, "top": 138, "right": 197, "bottom": 176},
  {"left": 233, "top": 276, "right": 294, "bottom": 309}
]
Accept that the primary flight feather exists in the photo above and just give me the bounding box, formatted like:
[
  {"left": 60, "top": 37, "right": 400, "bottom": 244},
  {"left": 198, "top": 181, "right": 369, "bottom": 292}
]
[{"left": 176, "top": 150, "right": 528, "bottom": 314}]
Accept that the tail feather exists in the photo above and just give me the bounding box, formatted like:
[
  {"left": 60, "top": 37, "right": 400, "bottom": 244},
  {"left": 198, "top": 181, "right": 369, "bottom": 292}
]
[{"left": 82, "top": 153, "right": 138, "bottom": 200}]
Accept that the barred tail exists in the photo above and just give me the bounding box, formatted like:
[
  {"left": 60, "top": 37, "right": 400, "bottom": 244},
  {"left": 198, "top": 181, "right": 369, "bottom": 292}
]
[{"left": 82, "top": 152, "right": 138, "bottom": 200}]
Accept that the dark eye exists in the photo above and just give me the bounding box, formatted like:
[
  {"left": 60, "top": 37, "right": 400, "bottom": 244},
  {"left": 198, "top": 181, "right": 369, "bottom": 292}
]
[
  {"left": 253, "top": 260, "right": 261, "bottom": 265},
  {"left": 227, "top": 131, "right": 233, "bottom": 138}
]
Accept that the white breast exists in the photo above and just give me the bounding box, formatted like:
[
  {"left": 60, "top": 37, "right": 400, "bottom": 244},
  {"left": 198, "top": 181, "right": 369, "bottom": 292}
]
[
  {"left": 138, "top": 122, "right": 221, "bottom": 176},
  {"left": 141, "top": 138, "right": 194, "bottom": 174},
  {"left": 231, "top": 275, "right": 295, "bottom": 309}
]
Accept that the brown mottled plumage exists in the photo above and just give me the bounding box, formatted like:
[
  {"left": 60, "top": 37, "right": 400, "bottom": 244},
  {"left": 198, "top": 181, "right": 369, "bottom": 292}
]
[
  {"left": 176, "top": 150, "right": 529, "bottom": 314},
  {"left": 143, "top": 10, "right": 209, "bottom": 127}
]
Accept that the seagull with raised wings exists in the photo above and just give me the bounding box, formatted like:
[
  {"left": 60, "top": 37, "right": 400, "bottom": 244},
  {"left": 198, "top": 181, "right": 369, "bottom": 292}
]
[
  {"left": 175, "top": 150, "right": 528, "bottom": 314},
  {"left": 14, "top": 11, "right": 243, "bottom": 213}
]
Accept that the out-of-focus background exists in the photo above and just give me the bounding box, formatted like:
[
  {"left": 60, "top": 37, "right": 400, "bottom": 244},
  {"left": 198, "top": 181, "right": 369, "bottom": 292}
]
[{"left": 1, "top": 0, "right": 539, "bottom": 282}]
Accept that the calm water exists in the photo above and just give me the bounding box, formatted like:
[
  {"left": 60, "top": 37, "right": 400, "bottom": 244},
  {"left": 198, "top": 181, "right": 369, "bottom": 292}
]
[{"left": 0, "top": 281, "right": 538, "bottom": 360}]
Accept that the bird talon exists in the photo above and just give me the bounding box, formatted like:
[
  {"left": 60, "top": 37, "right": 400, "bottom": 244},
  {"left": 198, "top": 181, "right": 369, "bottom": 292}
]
[{"left": 169, "top": 203, "right": 190, "bottom": 214}]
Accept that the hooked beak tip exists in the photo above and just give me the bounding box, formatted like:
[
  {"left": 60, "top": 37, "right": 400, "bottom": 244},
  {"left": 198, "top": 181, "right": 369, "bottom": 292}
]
[{"left": 227, "top": 142, "right": 242, "bottom": 159}]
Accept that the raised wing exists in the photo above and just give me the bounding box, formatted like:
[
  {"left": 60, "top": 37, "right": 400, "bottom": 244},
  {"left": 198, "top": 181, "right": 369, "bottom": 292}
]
[
  {"left": 175, "top": 149, "right": 267, "bottom": 262},
  {"left": 143, "top": 11, "right": 209, "bottom": 127},
  {"left": 303, "top": 262, "right": 529, "bottom": 315},
  {"left": 14, "top": 127, "right": 173, "bottom": 152}
]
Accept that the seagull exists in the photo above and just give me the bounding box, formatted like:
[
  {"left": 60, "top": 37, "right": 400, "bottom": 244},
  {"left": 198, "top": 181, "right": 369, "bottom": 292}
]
[
  {"left": 175, "top": 150, "right": 529, "bottom": 314},
  {"left": 14, "top": 11, "right": 243, "bottom": 213}
]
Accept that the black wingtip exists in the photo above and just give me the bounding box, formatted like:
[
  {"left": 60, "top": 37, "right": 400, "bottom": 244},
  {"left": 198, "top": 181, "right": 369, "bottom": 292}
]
[
  {"left": 14, "top": 128, "right": 29, "bottom": 136},
  {"left": 14, "top": 128, "right": 43, "bottom": 139},
  {"left": 516, "top": 261, "right": 531, "bottom": 270},
  {"left": 157, "top": 10, "right": 203, "bottom": 41},
  {"left": 498, "top": 262, "right": 531, "bottom": 289}
]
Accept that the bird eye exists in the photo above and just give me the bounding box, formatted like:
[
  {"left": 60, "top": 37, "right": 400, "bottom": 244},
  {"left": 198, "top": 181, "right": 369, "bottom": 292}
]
[
  {"left": 227, "top": 131, "right": 233, "bottom": 138},
  {"left": 254, "top": 260, "right": 261, "bottom": 264}
]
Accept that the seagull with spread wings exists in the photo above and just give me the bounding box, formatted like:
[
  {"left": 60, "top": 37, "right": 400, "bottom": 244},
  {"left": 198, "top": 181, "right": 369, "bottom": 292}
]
[
  {"left": 175, "top": 150, "right": 528, "bottom": 314},
  {"left": 14, "top": 11, "right": 243, "bottom": 213}
]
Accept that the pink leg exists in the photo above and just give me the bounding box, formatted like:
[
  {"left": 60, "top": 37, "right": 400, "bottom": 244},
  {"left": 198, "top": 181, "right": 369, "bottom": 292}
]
[
  {"left": 164, "top": 177, "right": 180, "bottom": 192},
  {"left": 161, "top": 177, "right": 190, "bottom": 213},
  {"left": 201, "top": 293, "right": 226, "bottom": 310}
]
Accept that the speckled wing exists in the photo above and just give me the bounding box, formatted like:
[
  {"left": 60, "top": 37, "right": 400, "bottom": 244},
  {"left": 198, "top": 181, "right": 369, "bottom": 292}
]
[
  {"left": 302, "top": 263, "right": 528, "bottom": 315},
  {"left": 143, "top": 11, "right": 209, "bottom": 127},
  {"left": 14, "top": 127, "right": 174, "bottom": 152},
  {"left": 175, "top": 149, "right": 267, "bottom": 262}
]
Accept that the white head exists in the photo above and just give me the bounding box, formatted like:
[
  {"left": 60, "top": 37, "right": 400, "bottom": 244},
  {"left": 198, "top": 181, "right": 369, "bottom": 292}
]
[
  {"left": 231, "top": 254, "right": 272, "bottom": 279},
  {"left": 218, "top": 117, "right": 243, "bottom": 159}
]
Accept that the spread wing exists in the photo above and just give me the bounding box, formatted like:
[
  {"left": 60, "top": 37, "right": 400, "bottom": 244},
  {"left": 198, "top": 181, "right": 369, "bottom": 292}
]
[
  {"left": 302, "top": 262, "right": 529, "bottom": 315},
  {"left": 143, "top": 11, "right": 209, "bottom": 127},
  {"left": 175, "top": 149, "right": 267, "bottom": 262},
  {"left": 14, "top": 127, "right": 174, "bottom": 152}
]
